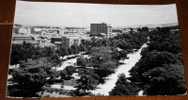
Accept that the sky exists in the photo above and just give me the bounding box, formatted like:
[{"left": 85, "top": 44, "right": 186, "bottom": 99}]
[{"left": 14, "top": 0, "right": 179, "bottom": 27}]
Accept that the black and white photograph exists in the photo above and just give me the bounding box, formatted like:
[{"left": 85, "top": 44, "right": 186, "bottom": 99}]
[{"left": 7, "top": 0, "right": 187, "bottom": 97}]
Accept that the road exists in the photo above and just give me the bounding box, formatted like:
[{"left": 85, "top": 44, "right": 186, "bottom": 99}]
[{"left": 93, "top": 43, "right": 148, "bottom": 95}]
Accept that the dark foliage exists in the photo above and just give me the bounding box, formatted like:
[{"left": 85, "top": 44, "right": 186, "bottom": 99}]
[
  {"left": 60, "top": 66, "right": 76, "bottom": 80},
  {"left": 8, "top": 59, "right": 49, "bottom": 97},
  {"left": 73, "top": 68, "right": 98, "bottom": 96},
  {"left": 129, "top": 27, "right": 187, "bottom": 95},
  {"left": 109, "top": 74, "right": 139, "bottom": 95}
]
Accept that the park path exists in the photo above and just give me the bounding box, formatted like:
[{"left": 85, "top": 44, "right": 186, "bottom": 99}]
[{"left": 93, "top": 43, "right": 148, "bottom": 95}]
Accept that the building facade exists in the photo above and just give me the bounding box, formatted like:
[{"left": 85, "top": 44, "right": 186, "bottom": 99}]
[
  {"left": 64, "top": 27, "right": 87, "bottom": 35},
  {"left": 12, "top": 34, "right": 38, "bottom": 45},
  {"left": 90, "top": 23, "right": 108, "bottom": 35},
  {"left": 90, "top": 23, "right": 112, "bottom": 38}
]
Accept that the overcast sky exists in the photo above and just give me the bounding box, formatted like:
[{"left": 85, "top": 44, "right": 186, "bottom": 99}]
[{"left": 14, "top": 0, "right": 178, "bottom": 27}]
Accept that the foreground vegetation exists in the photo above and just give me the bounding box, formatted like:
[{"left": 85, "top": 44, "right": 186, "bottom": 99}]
[
  {"left": 110, "top": 27, "right": 186, "bottom": 95},
  {"left": 8, "top": 26, "right": 186, "bottom": 97}
]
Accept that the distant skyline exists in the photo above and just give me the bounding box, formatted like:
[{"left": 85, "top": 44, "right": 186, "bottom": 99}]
[{"left": 14, "top": 0, "right": 178, "bottom": 27}]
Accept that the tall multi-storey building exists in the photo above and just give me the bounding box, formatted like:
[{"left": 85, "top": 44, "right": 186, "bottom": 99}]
[
  {"left": 90, "top": 23, "right": 112, "bottom": 37},
  {"left": 90, "top": 23, "right": 107, "bottom": 35}
]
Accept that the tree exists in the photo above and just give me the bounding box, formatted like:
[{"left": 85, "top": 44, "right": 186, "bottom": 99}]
[
  {"left": 73, "top": 68, "right": 98, "bottom": 96},
  {"left": 129, "top": 27, "right": 187, "bottom": 95},
  {"left": 88, "top": 46, "right": 119, "bottom": 83},
  {"left": 142, "top": 63, "right": 186, "bottom": 95},
  {"left": 94, "top": 60, "right": 117, "bottom": 80},
  {"left": 111, "top": 30, "right": 148, "bottom": 52},
  {"left": 109, "top": 74, "right": 139, "bottom": 95},
  {"left": 8, "top": 59, "right": 49, "bottom": 97},
  {"left": 10, "top": 44, "right": 23, "bottom": 65},
  {"left": 70, "top": 44, "right": 79, "bottom": 54},
  {"left": 77, "top": 57, "right": 88, "bottom": 67},
  {"left": 148, "top": 27, "right": 181, "bottom": 54},
  {"left": 10, "top": 43, "right": 57, "bottom": 65},
  {"left": 56, "top": 46, "right": 69, "bottom": 56},
  {"left": 60, "top": 66, "right": 76, "bottom": 80}
]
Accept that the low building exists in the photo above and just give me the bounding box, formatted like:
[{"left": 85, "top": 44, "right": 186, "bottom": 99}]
[
  {"left": 112, "top": 29, "right": 122, "bottom": 34},
  {"left": 12, "top": 24, "right": 22, "bottom": 34},
  {"left": 60, "top": 36, "right": 83, "bottom": 47},
  {"left": 64, "top": 27, "right": 86, "bottom": 35},
  {"left": 109, "top": 29, "right": 123, "bottom": 37},
  {"left": 18, "top": 26, "right": 31, "bottom": 34},
  {"left": 62, "top": 32, "right": 90, "bottom": 47},
  {"left": 12, "top": 33, "right": 38, "bottom": 45},
  {"left": 51, "top": 37, "right": 63, "bottom": 45}
]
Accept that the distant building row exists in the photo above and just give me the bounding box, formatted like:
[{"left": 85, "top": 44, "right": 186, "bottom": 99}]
[{"left": 12, "top": 23, "right": 134, "bottom": 47}]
